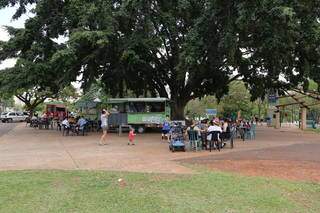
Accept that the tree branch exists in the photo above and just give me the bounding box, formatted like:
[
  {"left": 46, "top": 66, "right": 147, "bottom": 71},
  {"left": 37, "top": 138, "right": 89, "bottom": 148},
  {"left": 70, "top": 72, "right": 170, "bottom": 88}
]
[
  {"left": 15, "top": 94, "right": 27, "bottom": 103},
  {"left": 227, "top": 74, "right": 242, "bottom": 84}
]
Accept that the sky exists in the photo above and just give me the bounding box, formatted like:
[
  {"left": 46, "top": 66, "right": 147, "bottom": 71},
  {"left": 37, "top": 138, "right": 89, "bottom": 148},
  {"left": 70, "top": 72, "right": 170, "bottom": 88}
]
[{"left": 0, "top": 6, "right": 30, "bottom": 70}]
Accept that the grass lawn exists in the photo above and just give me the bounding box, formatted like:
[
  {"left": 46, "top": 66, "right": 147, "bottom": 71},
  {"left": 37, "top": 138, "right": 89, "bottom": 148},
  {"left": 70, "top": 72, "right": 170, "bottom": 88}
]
[{"left": 0, "top": 170, "right": 319, "bottom": 213}]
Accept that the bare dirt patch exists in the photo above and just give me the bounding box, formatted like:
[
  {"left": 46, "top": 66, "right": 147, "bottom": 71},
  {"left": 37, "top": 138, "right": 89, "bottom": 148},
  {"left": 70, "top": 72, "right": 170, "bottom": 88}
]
[
  {"left": 201, "top": 160, "right": 320, "bottom": 182},
  {"left": 183, "top": 142, "right": 320, "bottom": 182}
]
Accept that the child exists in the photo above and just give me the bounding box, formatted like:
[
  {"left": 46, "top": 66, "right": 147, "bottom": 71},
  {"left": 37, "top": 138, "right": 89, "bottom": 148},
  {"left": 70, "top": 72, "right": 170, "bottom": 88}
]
[
  {"left": 161, "top": 117, "right": 171, "bottom": 141},
  {"left": 128, "top": 127, "right": 136, "bottom": 145}
]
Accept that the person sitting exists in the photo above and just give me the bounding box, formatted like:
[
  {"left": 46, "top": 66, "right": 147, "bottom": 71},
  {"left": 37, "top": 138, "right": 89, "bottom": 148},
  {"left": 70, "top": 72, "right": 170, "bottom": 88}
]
[
  {"left": 30, "top": 114, "right": 38, "bottom": 127},
  {"left": 198, "top": 120, "right": 208, "bottom": 149},
  {"left": 61, "top": 117, "right": 70, "bottom": 135},
  {"left": 68, "top": 116, "right": 76, "bottom": 124},
  {"left": 186, "top": 120, "right": 201, "bottom": 137},
  {"left": 76, "top": 116, "right": 87, "bottom": 134},
  {"left": 206, "top": 119, "right": 222, "bottom": 149},
  {"left": 41, "top": 112, "right": 48, "bottom": 119}
]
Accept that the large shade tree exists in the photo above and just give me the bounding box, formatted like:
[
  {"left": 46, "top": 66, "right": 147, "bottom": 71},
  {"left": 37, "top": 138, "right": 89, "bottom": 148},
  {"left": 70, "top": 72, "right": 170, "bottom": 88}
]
[
  {"left": 0, "top": 0, "right": 319, "bottom": 119},
  {"left": 0, "top": 17, "right": 77, "bottom": 114}
]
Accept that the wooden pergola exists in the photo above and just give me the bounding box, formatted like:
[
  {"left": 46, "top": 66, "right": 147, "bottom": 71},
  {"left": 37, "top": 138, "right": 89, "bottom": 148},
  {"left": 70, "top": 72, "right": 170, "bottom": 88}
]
[{"left": 273, "top": 91, "right": 320, "bottom": 130}]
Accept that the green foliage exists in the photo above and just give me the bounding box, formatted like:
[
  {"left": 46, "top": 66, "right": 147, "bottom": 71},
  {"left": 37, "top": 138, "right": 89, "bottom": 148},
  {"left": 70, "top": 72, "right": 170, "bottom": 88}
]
[
  {"left": 186, "top": 81, "right": 268, "bottom": 119},
  {"left": 308, "top": 80, "right": 319, "bottom": 92},
  {"left": 77, "top": 81, "right": 107, "bottom": 103},
  {"left": 235, "top": 0, "right": 320, "bottom": 98},
  {"left": 185, "top": 96, "right": 218, "bottom": 119},
  {"left": 33, "top": 102, "right": 45, "bottom": 113},
  {"left": 57, "top": 85, "right": 79, "bottom": 102},
  {"left": 220, "top": 81, "right": 254, "bottom": 119},
  {"left": 0, "top": 0, "right": 319, "bottom": 119},
  {"left": 0, "top": 95, "right": 14, "bottom": 109}
]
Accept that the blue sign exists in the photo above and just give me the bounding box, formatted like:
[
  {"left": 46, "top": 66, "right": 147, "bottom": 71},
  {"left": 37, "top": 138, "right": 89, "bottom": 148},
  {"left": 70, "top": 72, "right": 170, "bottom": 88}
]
[
  {"left": 206, "top": 109, "right": 217, "bottom": 116},
  {"left": 268, "top": 95, "right": 278, "bottom": 104}
]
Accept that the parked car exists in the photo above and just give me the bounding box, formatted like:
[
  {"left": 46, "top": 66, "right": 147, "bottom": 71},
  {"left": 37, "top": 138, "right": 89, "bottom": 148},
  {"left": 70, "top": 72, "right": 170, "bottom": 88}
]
[
  {"left": 0, "top": 111, "right": 29, "bottom": 123},
  {"left": 0, "top": 112, "right": 8, "bottom": 120}
]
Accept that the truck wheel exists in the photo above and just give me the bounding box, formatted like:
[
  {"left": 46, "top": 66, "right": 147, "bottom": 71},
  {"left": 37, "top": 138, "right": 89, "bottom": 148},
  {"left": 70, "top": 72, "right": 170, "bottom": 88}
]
[{"left": 137, "top": 126, "right": 145, "bottom": 134}]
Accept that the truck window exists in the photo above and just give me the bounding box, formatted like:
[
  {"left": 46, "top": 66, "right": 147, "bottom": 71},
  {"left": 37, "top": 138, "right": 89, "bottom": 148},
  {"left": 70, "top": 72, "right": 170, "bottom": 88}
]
[
  {"left": 147, "top": 102, "right": 165, "bottom": 112},
  {"left": 128, "top": 102, "right": 146, "bottom": 112}
]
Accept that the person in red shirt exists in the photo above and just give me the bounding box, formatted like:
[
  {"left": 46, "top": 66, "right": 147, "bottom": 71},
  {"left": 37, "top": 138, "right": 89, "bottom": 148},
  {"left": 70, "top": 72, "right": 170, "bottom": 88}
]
[{"left": 128, "top": 127, "right": 136, "bottom": 145}]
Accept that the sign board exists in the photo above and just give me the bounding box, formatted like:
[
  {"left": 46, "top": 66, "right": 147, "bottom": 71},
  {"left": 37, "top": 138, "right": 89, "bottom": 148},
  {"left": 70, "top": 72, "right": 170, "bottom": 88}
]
[
  {"left": 128, "top": 113, "right": 166, "bottom": 124},
  {"left": 205, "top": 109, "right": 217, "bottom": 116},
  {"left": 268, "top": 95, "right": 278, "bottom": 104}
]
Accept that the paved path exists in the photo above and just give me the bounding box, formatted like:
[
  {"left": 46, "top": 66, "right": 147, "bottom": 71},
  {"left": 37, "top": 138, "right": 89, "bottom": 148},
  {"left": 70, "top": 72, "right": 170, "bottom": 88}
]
[
  {"left": 0, "top": 124, "right": 319, "bottom": 179},
  {"left": 0, "top": 124, "right": 207, "bottom": 174},
  {"left": 0, "top": 123, "right": 17, "bottom": 137}
]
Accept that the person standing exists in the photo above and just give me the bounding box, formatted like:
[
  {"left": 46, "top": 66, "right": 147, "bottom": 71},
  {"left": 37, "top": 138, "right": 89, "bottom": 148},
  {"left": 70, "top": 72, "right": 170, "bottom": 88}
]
[
  {"left": 161, "top": 116, "right": 171, "bottom": 142},
  {"left": 99, "top": 109, "right": 110, "bottom": 145},
  {"left": 128, "top": 127, "right": 136, "bottom": 145}
]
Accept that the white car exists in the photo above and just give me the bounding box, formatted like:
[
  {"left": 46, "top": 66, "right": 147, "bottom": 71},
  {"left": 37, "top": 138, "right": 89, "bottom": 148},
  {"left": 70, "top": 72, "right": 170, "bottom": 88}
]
[
  {"left": 0, "top": 112, "right": 8, "bottom": 120},
  {"left": 0, "top": 112, "right": 29, "bottom": 123}
]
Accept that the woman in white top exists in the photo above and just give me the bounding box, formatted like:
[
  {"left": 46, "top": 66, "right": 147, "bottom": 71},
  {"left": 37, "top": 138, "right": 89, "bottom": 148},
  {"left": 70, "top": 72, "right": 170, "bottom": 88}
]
[
  {"left": 99, "top": 109, "right": 110, "bottom": 145},
  {"left": 206, "top": 120, "right": 222, "bottom": 141}
]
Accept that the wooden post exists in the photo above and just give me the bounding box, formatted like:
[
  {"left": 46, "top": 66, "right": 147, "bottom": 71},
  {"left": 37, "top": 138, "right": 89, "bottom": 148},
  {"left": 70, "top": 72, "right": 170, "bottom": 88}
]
[
  {"left": 118, "top": 124, "right": 122, "bottom": 136},
  {"left": 274, "top": 107, "right": 280, "bottom": 129},
  {"left": 300, "top": 107, "right": 307, "bottom": 130}
]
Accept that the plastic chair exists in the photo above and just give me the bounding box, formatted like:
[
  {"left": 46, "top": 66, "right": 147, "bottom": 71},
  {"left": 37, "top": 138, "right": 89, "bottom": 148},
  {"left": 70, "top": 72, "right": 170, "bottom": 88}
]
[
  {"left": 187, "top": 130, "right": 202, "bottom": 151},
  {"left": 62, "top": 124, "right": 70, "bottom": 136},
  {"left": 79, "top": 123, "right": 88, "bottom": 136},
  {"left": 207, "top": 131, "right": 221, "bottom": 152}
]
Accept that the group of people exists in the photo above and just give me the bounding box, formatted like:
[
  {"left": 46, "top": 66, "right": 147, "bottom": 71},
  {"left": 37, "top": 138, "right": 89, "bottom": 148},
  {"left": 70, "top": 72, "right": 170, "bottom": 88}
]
[
  {"left": 163, "top": 117, "right": 230, "bottom": 136},
  {"left": 61, "top": 115, "right": 88, "bottom": 135},
  {"left": 187, "top": 118, "right": 232, "bottom": 149},
  {"left": 162, "top": 116, "right": 256, "bottom": 150}
]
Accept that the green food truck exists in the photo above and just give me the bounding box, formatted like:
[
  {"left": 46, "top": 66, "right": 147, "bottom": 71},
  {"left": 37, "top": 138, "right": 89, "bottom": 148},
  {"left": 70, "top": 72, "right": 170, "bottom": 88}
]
[
  {"left": 107, "top": 98, "right": 171, "bottom": 133},
  {"left": 76, "top": 98, "right": 171, "bottom": 133}
]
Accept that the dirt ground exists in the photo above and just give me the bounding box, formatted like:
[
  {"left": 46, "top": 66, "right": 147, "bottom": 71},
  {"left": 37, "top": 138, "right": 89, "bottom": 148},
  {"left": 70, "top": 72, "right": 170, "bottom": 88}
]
[
  {"left": 0, "top": 123, "right": 206, "bottom": 174},
  {"left": 0, "top": 123, "right": 320, "bottom": 182},
  {"left": 0, "top": 123, "right": 16, "bottom": 137},
  {"left": 181, "top": 127, "right": 320, "bottom": 182}
]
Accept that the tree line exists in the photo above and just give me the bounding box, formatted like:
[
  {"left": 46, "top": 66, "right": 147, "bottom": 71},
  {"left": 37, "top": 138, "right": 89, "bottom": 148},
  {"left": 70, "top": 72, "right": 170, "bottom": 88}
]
[{"left": 0, "top": 1, "right": 319, "bottom": 119}]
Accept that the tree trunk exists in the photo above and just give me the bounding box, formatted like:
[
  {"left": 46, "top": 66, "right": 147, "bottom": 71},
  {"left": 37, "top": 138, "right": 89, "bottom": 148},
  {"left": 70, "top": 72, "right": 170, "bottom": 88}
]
[
  {"left": 25, "top": 104, "right": 35, "bottom": 117},
  {"left": 171, "top": 98, "right": 188, "bottom": 120}
]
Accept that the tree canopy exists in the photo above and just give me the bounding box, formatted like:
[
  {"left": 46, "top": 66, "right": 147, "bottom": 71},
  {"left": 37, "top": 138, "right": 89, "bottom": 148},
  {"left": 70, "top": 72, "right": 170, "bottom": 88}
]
[
  {"left": 0, "top": 0, "right": 319, "bottom": 119},
  {"left": 185, "top": 81, "right": 268, "bottom": 120}
]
